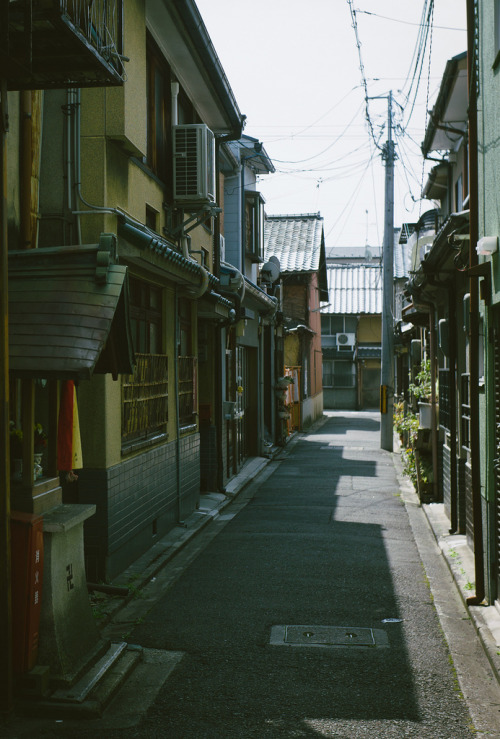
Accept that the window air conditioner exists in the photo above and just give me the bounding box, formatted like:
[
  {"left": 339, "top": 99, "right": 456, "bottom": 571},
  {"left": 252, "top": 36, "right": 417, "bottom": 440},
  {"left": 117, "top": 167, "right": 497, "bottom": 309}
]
[
  {"left": 173, "top": 124, "right": 216, "bottom": 204},
  {"left": 336, "top": 332, "right": 355, "bottom": 348}
]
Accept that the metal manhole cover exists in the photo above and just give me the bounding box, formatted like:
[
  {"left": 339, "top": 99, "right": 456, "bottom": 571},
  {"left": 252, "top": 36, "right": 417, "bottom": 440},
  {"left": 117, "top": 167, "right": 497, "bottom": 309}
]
[{"left": 270, "top": 625, "right": 389, "bottom": 649}]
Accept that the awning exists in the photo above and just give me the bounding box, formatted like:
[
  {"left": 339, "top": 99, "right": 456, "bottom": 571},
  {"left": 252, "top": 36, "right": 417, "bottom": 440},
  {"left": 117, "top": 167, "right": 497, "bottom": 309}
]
[{"left": 8, "top": 235, "right": 135, "bottom": 380}]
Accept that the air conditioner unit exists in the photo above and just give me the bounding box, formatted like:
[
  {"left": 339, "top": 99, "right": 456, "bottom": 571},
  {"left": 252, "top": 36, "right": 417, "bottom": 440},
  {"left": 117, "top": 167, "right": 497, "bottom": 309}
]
[
  {"left": 336, "top": 332, "right": 355, "bottom": 348},
  {"left": 173, "top": 124, "right": 216, "bottom": 204}
]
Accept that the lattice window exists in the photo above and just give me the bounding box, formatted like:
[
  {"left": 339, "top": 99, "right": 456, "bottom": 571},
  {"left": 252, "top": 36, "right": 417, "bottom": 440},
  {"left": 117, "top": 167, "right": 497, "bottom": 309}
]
[
  {"left": 122, "top": 354, "right": 168, "bottom": 443},
  {"left": 461, "top": 373, "right": 471, "bottom": 450},
  {"left": 438, "top": 368, "right": 450, "bottom": 431},
  {"left": 178, "top": 355, "right": 197, "bottom": 427}
]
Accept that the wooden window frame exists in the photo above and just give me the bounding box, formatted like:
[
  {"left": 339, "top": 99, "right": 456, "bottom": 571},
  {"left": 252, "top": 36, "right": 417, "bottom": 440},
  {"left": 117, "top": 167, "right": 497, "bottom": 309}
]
[
  {"left": 146, "top": 34, "right": 172, "bottom": 190},
  {"left": 122, "top": 278, "right": 168, "bottom": 448}
]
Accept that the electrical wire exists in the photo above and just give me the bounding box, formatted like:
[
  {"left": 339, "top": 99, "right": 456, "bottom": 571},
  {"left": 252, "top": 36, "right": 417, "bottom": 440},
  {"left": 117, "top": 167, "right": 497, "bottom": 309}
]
[
  {"left": 346, "top": 0, "right": 383, "bottom": 152},
  {"left": 353, "top": 8, "right": 464, "bottom": 32}
]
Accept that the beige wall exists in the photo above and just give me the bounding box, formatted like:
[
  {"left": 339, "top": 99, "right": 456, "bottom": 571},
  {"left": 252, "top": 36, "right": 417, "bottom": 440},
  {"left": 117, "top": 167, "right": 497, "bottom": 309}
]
[{"left": 358, "top": 315, "right": 381, "bottom": 343}]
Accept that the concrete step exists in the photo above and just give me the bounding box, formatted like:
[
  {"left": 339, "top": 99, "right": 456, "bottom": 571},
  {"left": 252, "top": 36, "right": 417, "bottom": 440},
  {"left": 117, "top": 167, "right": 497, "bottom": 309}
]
[{"left": 18, "top": 642, "right": 143, "bottom": 719}]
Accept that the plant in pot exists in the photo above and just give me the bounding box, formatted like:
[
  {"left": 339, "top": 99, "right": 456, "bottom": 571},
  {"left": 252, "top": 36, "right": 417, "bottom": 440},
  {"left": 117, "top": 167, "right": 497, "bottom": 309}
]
[{"left": 409, "top": 359, "right": 432, "bottom": 427}]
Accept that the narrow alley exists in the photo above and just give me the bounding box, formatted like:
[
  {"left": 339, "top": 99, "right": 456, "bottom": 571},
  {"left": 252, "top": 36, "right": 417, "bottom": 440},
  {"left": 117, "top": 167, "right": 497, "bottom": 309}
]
[{"left": 8, "top": 412, "right": 500, "bottom": 738}]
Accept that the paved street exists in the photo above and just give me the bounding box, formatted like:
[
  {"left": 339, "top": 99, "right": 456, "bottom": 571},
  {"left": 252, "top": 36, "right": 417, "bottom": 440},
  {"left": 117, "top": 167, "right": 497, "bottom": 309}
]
[{"left": 6, "top": 411, "right": 500, "bottom": 738}]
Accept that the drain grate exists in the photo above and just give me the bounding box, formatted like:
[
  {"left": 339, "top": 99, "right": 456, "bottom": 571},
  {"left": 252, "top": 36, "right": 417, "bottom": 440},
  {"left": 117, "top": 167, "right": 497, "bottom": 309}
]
[{"left": 270, "top": 625, "right": 389, "bottom": 649}]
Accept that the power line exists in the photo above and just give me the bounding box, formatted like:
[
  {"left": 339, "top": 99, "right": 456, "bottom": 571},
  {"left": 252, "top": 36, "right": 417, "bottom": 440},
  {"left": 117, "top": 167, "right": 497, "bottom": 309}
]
[
  {"left": 346, "top": 0, "right": 383, "bottom": 152},
  {"left": 353, "top": 8, "right": 464, "bottom": 32}
]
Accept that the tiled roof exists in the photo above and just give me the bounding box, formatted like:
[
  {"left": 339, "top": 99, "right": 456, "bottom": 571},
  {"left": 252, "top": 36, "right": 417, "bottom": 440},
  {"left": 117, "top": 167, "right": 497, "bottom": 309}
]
[
  {"left": 264, "top": 213, "right": 324, "bottom": 273},
  {"left": 323, "top": 264, "right": 382, "bottom": 315}
]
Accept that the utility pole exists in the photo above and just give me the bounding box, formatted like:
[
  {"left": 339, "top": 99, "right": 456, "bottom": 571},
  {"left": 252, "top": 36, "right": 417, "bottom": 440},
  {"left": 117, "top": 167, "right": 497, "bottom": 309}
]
[{"left": 380, "top": 91, "right": 395, "bottom": 452}]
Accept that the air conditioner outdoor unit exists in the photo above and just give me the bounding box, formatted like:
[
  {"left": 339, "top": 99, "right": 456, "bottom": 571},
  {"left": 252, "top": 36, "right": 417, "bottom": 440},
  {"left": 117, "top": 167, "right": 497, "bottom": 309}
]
[
  {"left": 173, "top": 124, "right": 216, "bottom": 204},
  {"left": 336, "top": 332, "right": 355, "bottom": 348}
]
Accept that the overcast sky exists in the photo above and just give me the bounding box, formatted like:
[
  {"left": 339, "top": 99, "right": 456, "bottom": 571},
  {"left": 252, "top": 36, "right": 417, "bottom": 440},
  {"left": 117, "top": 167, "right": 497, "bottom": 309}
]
[{"left": 195, "top": 0, "right": 467, "bottom": 248}]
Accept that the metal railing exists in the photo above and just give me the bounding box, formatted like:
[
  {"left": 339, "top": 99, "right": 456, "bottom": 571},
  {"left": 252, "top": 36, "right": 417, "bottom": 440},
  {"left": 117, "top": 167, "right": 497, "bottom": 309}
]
[{"left": 59, "top": 0, "right": 123, "bottom": 69}]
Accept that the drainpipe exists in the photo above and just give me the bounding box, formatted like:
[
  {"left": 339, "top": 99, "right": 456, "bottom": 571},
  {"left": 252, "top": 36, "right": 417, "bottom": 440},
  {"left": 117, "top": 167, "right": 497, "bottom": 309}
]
[
  {"left": 180, "top": 234, "right": 209, "bottom": 298},
  {"left": 171, "top": 81, "right": 179, "bottom": 126},
  {"left": 428, "top": 303, "right": 439, "bottom": 502},
  {"left": 174, "top": 286, "right": 182, "bottom": 524},
  {"left": 448, "top": 290, "right": 459, "bottom": 534},
  {"left": 466, "top": 0, "right": 485, "bottom": 605},
  {"left": 21, "top": 91, "right": 33, "bottom": 249}
]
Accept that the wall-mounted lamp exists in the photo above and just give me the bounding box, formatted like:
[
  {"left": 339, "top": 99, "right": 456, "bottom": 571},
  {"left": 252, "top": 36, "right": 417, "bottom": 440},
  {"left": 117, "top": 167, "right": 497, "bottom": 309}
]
[{"left": 476, "top": 236, "right": 498, "bottom": 256}]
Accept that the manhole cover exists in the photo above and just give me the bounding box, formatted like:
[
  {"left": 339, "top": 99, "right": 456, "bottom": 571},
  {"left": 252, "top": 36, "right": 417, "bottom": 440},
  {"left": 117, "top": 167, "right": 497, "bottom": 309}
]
[{"left": 270, "top": 625, "right": 389, "bottom": 649}]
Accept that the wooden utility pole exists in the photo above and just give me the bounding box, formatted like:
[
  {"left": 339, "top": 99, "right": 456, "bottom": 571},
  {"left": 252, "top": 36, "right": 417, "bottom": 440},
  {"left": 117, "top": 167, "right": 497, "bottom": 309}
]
[{"left": 380, "top": 91, "right": 395, "bottom": 452}]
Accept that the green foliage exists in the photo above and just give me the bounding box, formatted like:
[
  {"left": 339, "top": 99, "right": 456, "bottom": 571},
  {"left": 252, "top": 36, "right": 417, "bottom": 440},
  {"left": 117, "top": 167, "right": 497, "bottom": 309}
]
[
  {"left": 409, "top": 359, "right": 432, "bottom": 401},
  {"left": 401, "top": 447, "right": 417, "bottom": 486},
  {"left": 418, "top": 453, "right": 433, "bottom": 484}
]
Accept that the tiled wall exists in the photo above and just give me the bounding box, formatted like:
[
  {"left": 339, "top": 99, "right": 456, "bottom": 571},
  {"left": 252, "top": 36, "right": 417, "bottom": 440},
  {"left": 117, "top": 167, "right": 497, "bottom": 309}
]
[{"left": 79, "top": 433, "right": 200, "bottom": 580}]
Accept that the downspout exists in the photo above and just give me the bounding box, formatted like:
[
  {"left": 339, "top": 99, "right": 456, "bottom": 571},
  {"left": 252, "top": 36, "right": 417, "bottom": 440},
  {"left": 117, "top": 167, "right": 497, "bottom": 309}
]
[
  {"left": 174, "top": 286, "right": 182, "bottom": 523},
  {"left": 466, "top": 0, "right": 485, "bottom": 605},
  {"left": 428, "top": 303, "right": 439, "bottom": 502},
  {"left": 214, "top": 140, "right": 225, "bottom": 491},
  {"left": 20, "top": 91, "right": 33, "bottom": 249},
  {"left": 448, "top": 289, "right": 459, "bottom": 533},
  {"left": 73, "top": 89, "right": 120, "bottom": 227},
  {"left": 180, "top": 234, "right": 209, "bottom": 298}
]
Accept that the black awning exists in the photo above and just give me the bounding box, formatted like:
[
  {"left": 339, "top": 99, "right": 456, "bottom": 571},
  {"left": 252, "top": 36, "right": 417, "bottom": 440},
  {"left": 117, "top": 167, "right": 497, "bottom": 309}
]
[{"left": 8, "top": 237, "right": 135, "bottom": 380}]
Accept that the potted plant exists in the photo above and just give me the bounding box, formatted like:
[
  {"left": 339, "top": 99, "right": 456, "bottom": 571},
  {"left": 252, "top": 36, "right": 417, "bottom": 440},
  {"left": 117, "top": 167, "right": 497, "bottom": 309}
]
[{"left": 409, "top": 359, "right": 432, "bottom": 428}]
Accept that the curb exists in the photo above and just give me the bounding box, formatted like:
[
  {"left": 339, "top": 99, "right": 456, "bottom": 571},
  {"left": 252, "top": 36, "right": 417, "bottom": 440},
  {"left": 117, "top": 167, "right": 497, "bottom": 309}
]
[{"left": 392, "top": 444, "right": 500, "bottom": 690}]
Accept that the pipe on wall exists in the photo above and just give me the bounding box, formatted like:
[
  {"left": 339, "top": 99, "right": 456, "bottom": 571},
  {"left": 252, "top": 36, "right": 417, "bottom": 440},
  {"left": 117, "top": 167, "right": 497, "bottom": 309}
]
[{"left": 466, "top": 0, "right": 485, "bottom": 606}]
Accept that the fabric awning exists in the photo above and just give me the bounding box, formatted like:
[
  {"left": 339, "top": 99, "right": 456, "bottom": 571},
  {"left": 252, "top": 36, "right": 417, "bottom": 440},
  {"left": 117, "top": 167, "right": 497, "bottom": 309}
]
[{"left": 8, "top": 236, "right": 135, "bottom": 380}]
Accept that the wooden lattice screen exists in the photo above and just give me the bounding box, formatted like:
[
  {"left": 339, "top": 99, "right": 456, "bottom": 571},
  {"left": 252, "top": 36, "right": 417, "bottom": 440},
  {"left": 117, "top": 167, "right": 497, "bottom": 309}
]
[{"left": 122, "top": 353, "right": 168, "bottom": 442}]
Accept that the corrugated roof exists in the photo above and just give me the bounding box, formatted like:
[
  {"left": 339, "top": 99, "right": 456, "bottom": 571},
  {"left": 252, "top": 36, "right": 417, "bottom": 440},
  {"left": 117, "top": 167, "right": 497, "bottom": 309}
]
[
  {"left": 394, "top": 240, "right": 412, "bottom": 280},
  {"left": 264, "top": 213, "right": 324, "bottom": 273},
  {"left": 323, "top": 264, "right": 382, "bottom": 315}
]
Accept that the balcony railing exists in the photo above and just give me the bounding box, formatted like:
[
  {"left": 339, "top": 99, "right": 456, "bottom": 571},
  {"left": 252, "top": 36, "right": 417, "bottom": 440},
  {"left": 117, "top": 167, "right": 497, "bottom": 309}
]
[
  {"left": 122, "top": 354, "right": 168, "bottom": 444},
  {"left": 3, "top": 0, "right": 125, "bottom": 90}
]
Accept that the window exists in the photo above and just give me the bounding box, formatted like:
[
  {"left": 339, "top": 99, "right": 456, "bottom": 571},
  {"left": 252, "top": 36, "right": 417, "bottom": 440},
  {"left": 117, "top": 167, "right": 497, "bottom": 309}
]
[
  {"left": 146, "top": 205, "right": 158, "bottom": 232},
  {"left": 129, "top": 277, "right": 162, "bottom": 354},
  {"left": 178, "top": 298, "right": 196, "bottom": 427},
  {"left": 146, "top": 34, "right": 172, "bottom": 188},
  {"left": 122, "top": 278, "right": 168, "bottom": 446},
  {"left": 321, "top": 315, "right": 357, "bottom": 335},
  {"left": 461, "top": 373, "right": 471, "bottom": 450},
  {"left": 245, "top": 192, "right": 265, "bottom": 262},
  {"left": 439, "top": 368, "right": 450, "bottom": 431},
  {"left": 322, "top": 360, "right": 356, "bottom": 388}
]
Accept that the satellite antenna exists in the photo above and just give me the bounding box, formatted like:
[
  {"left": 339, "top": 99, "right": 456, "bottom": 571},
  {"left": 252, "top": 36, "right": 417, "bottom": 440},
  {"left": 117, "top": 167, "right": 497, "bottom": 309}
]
[{"left": 261, "top": 256, "right": 280, "bottom": 283}]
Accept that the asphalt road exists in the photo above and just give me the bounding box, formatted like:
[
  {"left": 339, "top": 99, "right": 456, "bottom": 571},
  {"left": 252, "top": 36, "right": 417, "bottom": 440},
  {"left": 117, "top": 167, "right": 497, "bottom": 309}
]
[{"left": 7, "top": 411, "right": 500, "bottom": 738}]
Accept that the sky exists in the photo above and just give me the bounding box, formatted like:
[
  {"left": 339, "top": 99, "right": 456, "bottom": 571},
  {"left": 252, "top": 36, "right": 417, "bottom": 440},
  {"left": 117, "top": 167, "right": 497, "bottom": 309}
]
[{"left": 194, "top": 0, "right": 467, "bottom": 249}]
